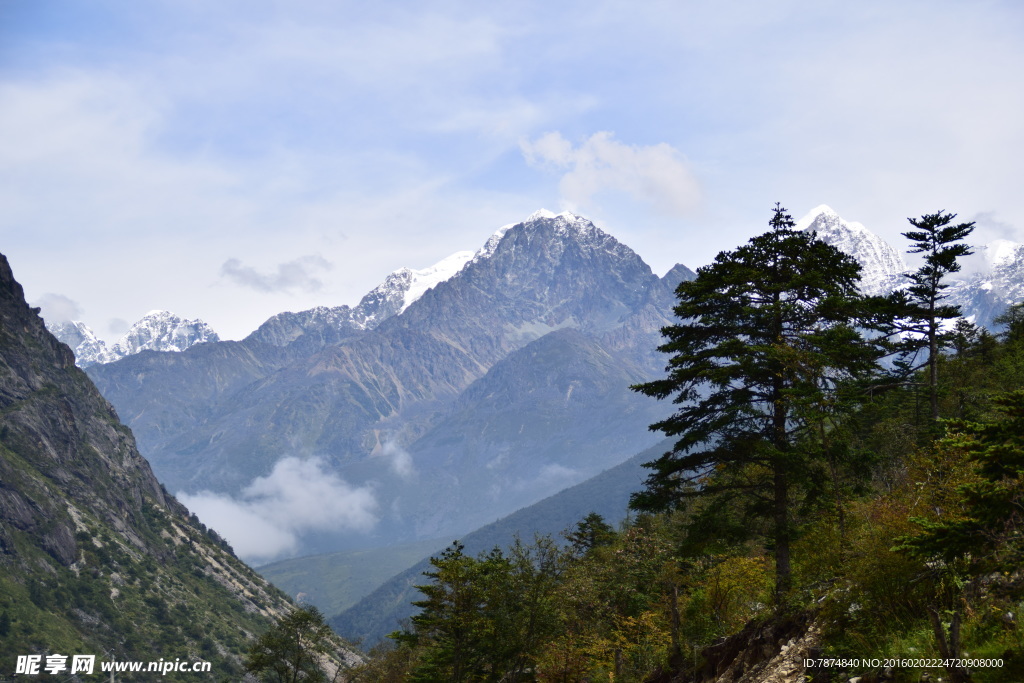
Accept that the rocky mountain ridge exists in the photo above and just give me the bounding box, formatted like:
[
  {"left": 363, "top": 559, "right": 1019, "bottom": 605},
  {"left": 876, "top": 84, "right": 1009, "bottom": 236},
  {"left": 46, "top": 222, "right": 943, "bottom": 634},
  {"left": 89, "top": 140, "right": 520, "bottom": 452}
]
[
  {"left": 86, "top": 210, "right": 692, "bottom": 562},
  {"left": 0, "top": 253, "right": 358, "bottom": 675},
  {"left": 799, "top": 204, "right": 1024, "bottom": 329},
  {"left": 82, "top": 206, "right": 1023, "bottom": 565},
  {"left": 796, "top": 204, "right": 908, "bottom": 296}
]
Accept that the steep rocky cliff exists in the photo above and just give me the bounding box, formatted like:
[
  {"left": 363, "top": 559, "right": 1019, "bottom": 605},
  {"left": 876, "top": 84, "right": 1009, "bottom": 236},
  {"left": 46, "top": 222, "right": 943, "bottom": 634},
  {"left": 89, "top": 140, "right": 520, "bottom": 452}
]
[{"left": 0, "top": 253, "right": 355, "bottom": 678}]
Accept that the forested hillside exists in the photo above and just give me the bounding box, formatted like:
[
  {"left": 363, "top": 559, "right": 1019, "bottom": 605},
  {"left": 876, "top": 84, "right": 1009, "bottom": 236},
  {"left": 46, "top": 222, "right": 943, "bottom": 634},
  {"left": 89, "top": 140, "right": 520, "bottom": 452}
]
[{"left": 350, "top": 209, "right": 1024, "bottom": 683}]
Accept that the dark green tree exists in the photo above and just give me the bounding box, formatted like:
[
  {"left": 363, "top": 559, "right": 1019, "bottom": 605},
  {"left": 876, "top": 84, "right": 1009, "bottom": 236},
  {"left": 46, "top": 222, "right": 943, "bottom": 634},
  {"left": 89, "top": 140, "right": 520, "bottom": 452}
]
[
  {"left": 245, "top": 606, "right": 334, "bottom": 683},
  {"left": 565, "top": 512, "right": 616, "bottom": 555},
  {"left": 894, "top": 390, "right": 1024, "bottom": 683},
  {"left": 397, "top": 542, "right": 494, "bottom": 682},
  {"left": 896, "top": 210, "right": 975, "bottom": 421},
  {"left": 898, "top": 389, "right": 1024, "bottom": 567},
  {"left": 994, "top": 300, "right": 1024, "bottom": 344},
  {"left": 397, "top": 538, "right": 566, "bottom": 682},
  {"left": 631, "top": 203, "right": 889, "bottom": 600}
]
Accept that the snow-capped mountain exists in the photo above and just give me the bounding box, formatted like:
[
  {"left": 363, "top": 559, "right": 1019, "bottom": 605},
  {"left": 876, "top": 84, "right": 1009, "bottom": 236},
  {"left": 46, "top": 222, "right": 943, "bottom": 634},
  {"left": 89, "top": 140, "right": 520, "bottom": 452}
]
[
  {"left": 88, "top": 208, "right": 681, "bottom": 557},
  {"left": 796, "top": 205, "right": 907, "bottom": 296},
  {"left": 795, "top": 205, "right": 1024, "bottom": 329},
  {"left": 45, "top": 320, "right": 111, "bottom": 366},
  {"left": 46, "top": 311, "right": 219, "bottom": 367},
  {"left": 349, "top": 250, "right": 475, "bottom": 327},
  {"left": 947, "top": 238, "right": 1024, "bottom": 328},
  {"left": 248, "top": 210, "right": 589, "bottom": 346},
  {"left": 111, "top": 310, "right": 219, "bottom": 357}
]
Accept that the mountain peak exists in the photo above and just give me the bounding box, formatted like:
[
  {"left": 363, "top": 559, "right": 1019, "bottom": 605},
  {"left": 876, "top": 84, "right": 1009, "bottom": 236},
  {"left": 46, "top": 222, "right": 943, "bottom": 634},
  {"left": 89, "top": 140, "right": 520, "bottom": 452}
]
[
  {"left": 46, "top": 310, "right": 219, "bottom": 367},
  {"left": 524, "top": 208, "right": 593, "bottom": 230},
  {"left": 795, "top": 204, "right": 873, "bottom": 235},
  {"left": 526, "top": 208, "right": 560, "bottom": 221},
  {"left": 795, "top": 205, "right": 907, "bottom": 296},
  {"left": 982, "top": 238, "right": 1022, "bottom": 269}
]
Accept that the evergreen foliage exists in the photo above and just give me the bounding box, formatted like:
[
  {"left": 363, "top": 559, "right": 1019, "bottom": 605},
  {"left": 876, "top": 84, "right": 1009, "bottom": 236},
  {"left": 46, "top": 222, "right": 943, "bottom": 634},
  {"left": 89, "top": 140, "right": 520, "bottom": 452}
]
[
  {"left": 394, "top": 538, "right": 567, "bottom": 682},
  {"left": 357, "top": 208, "right": 1024, "bottom": 683},
  {"left": 629, "top": 203, "right": 890, "bottom": 598},
  {"left": 894, "top": 210, "right": 975, "bottom": 420},
  {"left": 898, "top": 390, "right": 1024, "bottom": 568},
  {"left": 245, "top": 606, "right": 335, "bottom": 683}
]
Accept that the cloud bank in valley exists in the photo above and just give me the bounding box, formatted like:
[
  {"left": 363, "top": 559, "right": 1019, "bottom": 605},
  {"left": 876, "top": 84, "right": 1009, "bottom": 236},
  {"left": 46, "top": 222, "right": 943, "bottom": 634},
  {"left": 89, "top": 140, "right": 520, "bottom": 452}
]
[{"left": 179, "top": 456, "right": 377, "bottom": 564}]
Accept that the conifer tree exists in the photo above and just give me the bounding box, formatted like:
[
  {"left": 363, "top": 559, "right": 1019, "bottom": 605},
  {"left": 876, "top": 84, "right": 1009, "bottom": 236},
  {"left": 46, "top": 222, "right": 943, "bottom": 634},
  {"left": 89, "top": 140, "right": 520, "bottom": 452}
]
[
  {"left": 245, "top": 606, "right": 333, "bottom": 683},
  {"left": 896, "top": 210, "right": 975, "bottom": 420},
  {"left": 898, "top": 389, "right": 1024, "bottom": 567},
  {"left": 631, "top": 203, "right": 888, "bottom": 600}
]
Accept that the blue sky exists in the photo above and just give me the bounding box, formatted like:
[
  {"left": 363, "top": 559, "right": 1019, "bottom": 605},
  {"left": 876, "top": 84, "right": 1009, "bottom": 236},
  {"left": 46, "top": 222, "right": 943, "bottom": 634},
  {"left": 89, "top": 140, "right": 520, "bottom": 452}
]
[{"left": 3, "top": 0, "right": 1023, "bottom": 340}]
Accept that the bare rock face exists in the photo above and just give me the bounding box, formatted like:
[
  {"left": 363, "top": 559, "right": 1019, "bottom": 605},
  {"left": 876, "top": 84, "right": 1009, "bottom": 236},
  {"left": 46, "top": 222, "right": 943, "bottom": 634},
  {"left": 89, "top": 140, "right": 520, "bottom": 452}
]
[
  {"left": 0, "top": 253, "right": 357, "bottom": 672},
  {"left": 697, "top": 610, "right": 820, "bottom": 683},
  {"left": 0, "top": 254, "right": 171, "bottom": 567}
]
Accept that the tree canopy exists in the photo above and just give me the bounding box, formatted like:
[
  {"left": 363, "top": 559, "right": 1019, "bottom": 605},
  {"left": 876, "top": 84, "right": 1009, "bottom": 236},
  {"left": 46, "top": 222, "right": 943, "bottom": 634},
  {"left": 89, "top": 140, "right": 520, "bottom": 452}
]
[
  {"left": 894, "top": 210, "right": 975, "bottom": 420},
  {"left": 631, "top": 203, "right": 890, "bottom": 597},
  {"left": 245, "top": 606, "right": 334, "bottom": 683}
]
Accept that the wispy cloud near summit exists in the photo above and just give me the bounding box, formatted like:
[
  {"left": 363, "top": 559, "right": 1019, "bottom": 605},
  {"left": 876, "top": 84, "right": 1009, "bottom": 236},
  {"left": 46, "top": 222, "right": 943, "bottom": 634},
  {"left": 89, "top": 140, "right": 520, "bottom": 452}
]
[
  {"left": 220, "top": 255, "right": 332, "bottom": 294},
  {"left": 521, "top": 132, "right": 700, "bottom": 217}
]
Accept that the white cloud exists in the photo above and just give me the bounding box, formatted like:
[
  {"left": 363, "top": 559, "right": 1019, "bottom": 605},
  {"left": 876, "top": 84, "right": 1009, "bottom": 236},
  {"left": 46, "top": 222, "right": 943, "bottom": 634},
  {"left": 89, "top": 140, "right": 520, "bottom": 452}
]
[
  {"left": 512, "top": 463, "right": 581, "bottom": 495},
  {"left": 179, "top": 456, "right": 377, "bottom": 564},
  {"left": 520, "top": 131, "right": 701, "bottom": 217},
  {"left": 380, "top": 440, "right": 415, "bottom": 478},
  {"left": 220, "top": 255, "right": 332, "bottom": 293},
  {"left": 34, "top": 293, "right": 83, "bottom": 324}
]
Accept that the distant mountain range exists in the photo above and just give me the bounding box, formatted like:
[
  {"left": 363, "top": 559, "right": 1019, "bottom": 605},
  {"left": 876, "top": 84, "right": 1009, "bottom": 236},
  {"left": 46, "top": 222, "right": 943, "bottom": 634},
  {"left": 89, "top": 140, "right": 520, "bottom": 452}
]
[
  {"left": 798, "top": 205, "right": 1024, "bottom": 329},
  {"left": 50, "top": 206, "right": 1023, "bottom": 369},
  {"left": 82, "top": 210, "right": 691, "bottom": 562},
  {"left": 46, "top": 310, "right": 219, "bottom": 367},
  {"left": 53, "top": 207, "right": 1024, "bottom": 567}
]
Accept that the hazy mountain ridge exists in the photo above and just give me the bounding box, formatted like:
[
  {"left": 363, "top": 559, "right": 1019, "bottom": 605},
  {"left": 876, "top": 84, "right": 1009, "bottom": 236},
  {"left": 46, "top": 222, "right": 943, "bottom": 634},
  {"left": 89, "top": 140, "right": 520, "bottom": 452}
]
[
  {"left": 87, "top": 211, "right": 685, "bottom": 560},
  {"left": 328, "top": 438, "right": 671, "bottom": 647},
  {"left": 83, "top": 207, "right": 1024, "bottom": 564},
  {"left": 947, "top": 239, "right": 1024, "bottom": 328}
]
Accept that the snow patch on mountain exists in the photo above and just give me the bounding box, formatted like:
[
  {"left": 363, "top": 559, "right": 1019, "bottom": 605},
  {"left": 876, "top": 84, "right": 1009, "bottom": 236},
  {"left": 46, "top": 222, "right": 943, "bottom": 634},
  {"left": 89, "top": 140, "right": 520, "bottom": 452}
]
[
  {"left": 796, "top": 205, "right": 907, "bottom": 296},
  {"left": 111, "top": 310, "right": 220, "bottom": 358},
  {"left": 948, "top": 239, "right": 1024, "bottom": 328},
  {"left": 982, "top": 239, "right": 1021, "bottom": 269},
  {"left": 397, "top": 251, "right": 475, "bottom": 313},
  {"left": 45, "top": 320, "right": 112, "bottom": 366}
]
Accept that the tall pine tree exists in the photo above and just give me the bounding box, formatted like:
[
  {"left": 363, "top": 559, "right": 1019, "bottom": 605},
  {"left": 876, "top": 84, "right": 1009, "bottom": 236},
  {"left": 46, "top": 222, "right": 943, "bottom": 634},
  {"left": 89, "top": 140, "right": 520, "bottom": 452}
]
[
  {"left": 896, "top": 210, "right": 975, "bottom": 421},
  {"left": 631, "top": 204, "right": 889, "bottom": 600}
]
